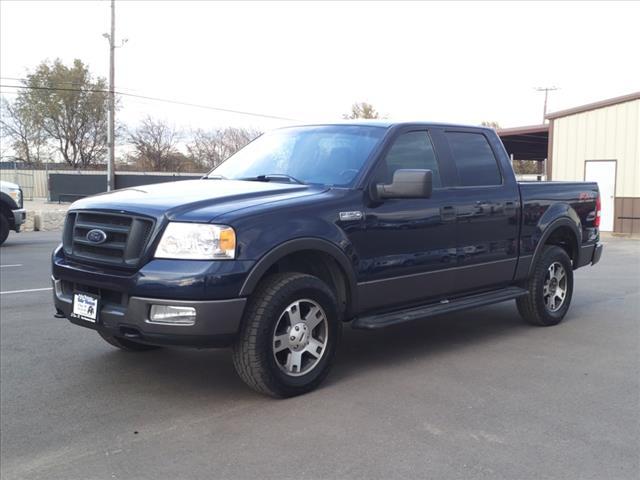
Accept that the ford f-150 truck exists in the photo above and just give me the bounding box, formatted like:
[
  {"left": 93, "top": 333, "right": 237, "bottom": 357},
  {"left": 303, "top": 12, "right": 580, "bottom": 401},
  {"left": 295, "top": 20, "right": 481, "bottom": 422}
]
[{"left": 52, "top": 122, "right": 603, "bottom": 397}]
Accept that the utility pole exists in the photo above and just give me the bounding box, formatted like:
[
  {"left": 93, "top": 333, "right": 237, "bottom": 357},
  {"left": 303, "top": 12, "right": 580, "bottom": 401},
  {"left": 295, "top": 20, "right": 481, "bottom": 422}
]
[
  {"left": 103, "top": 0, "right": 116, "bottom": 191},
  {"left": 535, "top": 86, "right": 558, "bottom": 124}
]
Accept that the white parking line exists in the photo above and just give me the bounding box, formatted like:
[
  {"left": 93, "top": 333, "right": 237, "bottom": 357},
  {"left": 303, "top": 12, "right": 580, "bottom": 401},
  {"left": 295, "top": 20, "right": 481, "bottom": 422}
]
[
  {"left": 0, "top": 287, "right": 53, "bottom": 295},
  {"left": 0, "top": 264, "right": 23, "bottom": 268}
]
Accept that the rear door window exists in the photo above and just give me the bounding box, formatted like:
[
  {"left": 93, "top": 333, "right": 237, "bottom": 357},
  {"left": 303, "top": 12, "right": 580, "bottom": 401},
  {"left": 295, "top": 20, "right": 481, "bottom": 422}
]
[{"left": 445, "top": 132, "right": 502, "bottom": 186}]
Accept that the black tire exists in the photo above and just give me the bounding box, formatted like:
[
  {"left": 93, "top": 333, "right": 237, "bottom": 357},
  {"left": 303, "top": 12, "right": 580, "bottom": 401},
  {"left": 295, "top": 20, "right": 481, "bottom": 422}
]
[
  {"left": 517, "top": 245, "right": 574, "bottom": 326},
  {"left": 0, "top": 213, "right": 9, "bottom": 246},
  {"left": 98, "top": 330, "right": 161, "bottom": 351},
  {"left": 232, "top": 273, "right": 341, "bottom": 398}
]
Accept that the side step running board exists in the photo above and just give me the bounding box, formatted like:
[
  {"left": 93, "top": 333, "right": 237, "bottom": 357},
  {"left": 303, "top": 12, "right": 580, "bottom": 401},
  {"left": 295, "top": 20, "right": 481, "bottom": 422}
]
[{"left": 351, "top": 286, "right": 528, "bottom": 330}]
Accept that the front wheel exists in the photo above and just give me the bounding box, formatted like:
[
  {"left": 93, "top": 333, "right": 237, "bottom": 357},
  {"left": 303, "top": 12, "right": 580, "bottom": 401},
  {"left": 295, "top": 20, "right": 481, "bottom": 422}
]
[
  {"left": 232, "top": 273, "right": 341, "bottom": 397},
  {"left": 0, "top": 213, "right": 9, "bottom": 246},
  {"left": 517, "top": 245, "right": 574, "bottom": 326}
]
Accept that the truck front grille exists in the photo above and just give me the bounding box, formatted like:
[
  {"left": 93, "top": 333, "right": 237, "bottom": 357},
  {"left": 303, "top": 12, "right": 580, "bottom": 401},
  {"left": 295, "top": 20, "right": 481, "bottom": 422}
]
[{"left": 63, "top": 211, "right": 154, "bottom": 267}]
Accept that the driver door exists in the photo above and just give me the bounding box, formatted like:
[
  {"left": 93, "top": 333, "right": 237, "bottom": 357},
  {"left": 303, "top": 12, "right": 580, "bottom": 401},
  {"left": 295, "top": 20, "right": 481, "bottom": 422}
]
[{"left": 348, "top": 128, "right": 458, "bottom": 313}]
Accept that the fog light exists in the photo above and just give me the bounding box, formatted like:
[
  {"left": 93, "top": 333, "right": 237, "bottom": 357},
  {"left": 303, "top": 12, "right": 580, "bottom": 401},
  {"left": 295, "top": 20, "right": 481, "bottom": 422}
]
[{"left": 148, "top": 305, "right": 196, "bottom": 326}]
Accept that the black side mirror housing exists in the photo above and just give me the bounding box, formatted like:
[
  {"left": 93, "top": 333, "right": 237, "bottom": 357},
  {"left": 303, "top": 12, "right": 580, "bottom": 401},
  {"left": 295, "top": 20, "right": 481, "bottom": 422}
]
[{"left": 374, "top": 169, "right": 433, "bottom": 200}]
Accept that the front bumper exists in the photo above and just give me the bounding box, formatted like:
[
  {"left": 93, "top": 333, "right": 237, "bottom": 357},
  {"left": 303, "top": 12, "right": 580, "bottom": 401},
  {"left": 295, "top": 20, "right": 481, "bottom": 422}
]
[
  {"left": 53, "top": 276, "right": 246, "bottom": 347},
  {"left": 51, "top": 243, "right": 254, "bottom": 347},
  {"left": 11, "top": 208, "right": 26, "bottom": 231}
]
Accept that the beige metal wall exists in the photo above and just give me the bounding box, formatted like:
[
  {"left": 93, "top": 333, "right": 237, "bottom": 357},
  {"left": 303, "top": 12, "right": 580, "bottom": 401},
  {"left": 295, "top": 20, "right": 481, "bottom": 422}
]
[
  {"left": 550, "top": 98, "right": 640, "bottom": 197},
  {"left": 0, "top": 169, "right": 201, "bottom": 200},
  {"left": 0, "top": 170, "right": 105, "bottom": 199}
]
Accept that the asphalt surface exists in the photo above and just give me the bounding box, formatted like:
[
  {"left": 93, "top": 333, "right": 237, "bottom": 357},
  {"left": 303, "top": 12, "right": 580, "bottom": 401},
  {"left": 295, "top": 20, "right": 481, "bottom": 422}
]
[{"left": 1, "top": 230, "right": 639, "bottom": 480}]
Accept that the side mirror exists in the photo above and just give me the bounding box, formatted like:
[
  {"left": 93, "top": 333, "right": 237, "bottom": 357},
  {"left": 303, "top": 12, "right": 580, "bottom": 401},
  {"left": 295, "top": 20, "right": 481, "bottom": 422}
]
[{"left": 374, "top": 169, "right": 433, "bottom": 200}]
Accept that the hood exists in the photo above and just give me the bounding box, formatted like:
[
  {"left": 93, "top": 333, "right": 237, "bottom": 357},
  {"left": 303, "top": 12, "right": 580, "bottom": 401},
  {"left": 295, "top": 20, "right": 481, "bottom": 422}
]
[
  {"left": 70, "top": 179, "right": 327, "bottom": 223},
  {"left": 1, "top": 180, "right": 20, "bottom": 190}
]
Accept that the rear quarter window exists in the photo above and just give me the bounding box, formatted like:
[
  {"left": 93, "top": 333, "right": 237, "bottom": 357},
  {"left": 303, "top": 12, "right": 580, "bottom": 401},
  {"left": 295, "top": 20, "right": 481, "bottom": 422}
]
[{"left": 446, "top": 132, "right": 502, "bottom": 186}]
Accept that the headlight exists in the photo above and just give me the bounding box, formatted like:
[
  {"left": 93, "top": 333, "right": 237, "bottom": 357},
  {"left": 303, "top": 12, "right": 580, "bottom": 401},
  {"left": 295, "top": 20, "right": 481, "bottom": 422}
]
[
  {"left": 155, "top": 223, "right": 236, "bottom": 260},
  {"left": 8, "top": 188, "right": 21, "bottom": 206}
]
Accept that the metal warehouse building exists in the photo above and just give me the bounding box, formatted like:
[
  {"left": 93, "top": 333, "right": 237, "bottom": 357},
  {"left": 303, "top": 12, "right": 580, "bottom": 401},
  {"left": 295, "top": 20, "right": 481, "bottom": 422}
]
[
  {"left": 547, "top": 92, "right": 640, "bottom": 235},
  {"left": 499, "top": 92, "right": 640, "bottom": 235}
]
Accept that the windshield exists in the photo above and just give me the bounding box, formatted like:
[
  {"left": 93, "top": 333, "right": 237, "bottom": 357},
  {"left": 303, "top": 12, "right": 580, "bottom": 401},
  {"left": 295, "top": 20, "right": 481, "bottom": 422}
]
[{"left": 209, "top": 125, "right": 386, "bottom": 186}]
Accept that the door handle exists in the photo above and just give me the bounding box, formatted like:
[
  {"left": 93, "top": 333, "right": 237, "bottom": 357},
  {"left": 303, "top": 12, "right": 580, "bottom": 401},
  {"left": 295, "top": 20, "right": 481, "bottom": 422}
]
[{"left": 441, "top": 205, "right": 456, "bottom": 222}]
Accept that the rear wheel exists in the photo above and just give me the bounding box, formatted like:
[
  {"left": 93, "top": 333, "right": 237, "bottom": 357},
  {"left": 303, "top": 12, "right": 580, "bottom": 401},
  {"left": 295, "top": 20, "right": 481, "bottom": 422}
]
[
  {"left": 232, "top": 272, "right": 341, "bottom": 397},
  {"left": 98, "top": 330, "right": 161, "bottom": 351},
  {"left": 517, "top": 245, "right": 574, "bottom": 326}
]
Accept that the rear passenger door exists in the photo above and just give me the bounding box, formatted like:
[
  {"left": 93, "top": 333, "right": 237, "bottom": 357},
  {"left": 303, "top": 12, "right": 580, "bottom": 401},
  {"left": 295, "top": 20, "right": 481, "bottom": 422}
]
[{"left": 440, "top": 129, "right": 520, "bottom": 294}]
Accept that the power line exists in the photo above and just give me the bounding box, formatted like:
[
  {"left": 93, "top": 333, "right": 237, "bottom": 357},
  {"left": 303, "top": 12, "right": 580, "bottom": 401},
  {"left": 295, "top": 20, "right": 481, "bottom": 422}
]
[
  {"left": 118, "top": 92, "right": 300, "bottom": 121},
  {"left": 1, "top": 84, "right": 107, "bottom": 94},
  {"left": 0, "top": 76, "right": 144, "bottom": 94},
  {"left": 1, "top": 76, "right": 34, "bottom": 82},
  {"left": 0, "top": 83, "right": 300, "bottom": 122}
]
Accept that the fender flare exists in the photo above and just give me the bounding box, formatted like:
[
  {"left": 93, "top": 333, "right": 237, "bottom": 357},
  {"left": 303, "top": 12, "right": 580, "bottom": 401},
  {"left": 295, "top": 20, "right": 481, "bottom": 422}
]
[
  {"left": 239, "top": 237, "right": 358, "bottom": 308},
  {"left": 0, "top": 192, "right": 19, "bottom": 210},
  {"left": 528, "top": 216, "right": 581, "bottom": 277}
]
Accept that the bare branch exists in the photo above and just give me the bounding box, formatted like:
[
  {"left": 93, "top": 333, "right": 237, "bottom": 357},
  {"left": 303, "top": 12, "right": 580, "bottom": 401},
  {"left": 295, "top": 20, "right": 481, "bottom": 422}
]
[{"left": 186, "top": 127, "right": 262, "bottom": 170}]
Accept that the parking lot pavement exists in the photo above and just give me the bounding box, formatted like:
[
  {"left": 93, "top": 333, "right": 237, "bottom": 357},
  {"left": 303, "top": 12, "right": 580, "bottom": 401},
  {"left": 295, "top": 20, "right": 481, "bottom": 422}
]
[{"left": 1, "top": 231, "right": 638, "bottom": 480}]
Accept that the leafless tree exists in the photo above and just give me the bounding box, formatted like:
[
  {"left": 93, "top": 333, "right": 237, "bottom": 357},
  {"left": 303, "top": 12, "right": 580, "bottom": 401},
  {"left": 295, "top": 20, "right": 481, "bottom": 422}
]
[
  {"left": 187, "top": 127, "right": 262, "bottom": 169},
  {"left": 128, "top": 116, "right": 190, "bottom": 171},
  {"left": 0, "top": 97, "right": 49, "bottom": 165}
]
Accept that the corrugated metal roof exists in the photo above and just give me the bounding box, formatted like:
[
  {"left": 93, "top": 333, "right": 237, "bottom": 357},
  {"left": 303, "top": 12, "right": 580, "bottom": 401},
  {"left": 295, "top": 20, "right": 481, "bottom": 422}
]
[
  {"left": 546, "top": 91, "right": 640, "bottom": 119},
  {"left": 497, "top": 124, "right": 549, "bottom": 136}
]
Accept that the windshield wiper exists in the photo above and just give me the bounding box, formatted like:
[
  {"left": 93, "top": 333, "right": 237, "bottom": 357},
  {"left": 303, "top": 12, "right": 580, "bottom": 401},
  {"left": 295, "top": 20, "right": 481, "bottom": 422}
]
[
  {"left": 204, "top": 174, "right": 227, "bottom": 180},
  {"left": 242, "top": 173, "right": 305, "bottom": 185}
]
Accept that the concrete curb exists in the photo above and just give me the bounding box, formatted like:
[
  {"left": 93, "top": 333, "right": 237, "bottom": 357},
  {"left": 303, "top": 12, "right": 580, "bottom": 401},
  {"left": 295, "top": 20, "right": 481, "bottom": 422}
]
[{"left": 22, "top": 210, "right": 68, "bottom": 232}]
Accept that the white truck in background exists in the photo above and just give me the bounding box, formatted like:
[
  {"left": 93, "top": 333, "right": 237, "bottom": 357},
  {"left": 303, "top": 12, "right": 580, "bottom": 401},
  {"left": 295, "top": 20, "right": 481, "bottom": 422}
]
[{"left": 0, "top": 180, "right": 26, "bottom": 245}]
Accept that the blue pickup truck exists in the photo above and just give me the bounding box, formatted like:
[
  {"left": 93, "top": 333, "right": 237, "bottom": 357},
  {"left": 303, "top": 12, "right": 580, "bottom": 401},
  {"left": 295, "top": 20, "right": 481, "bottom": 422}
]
[{"left": 52, "top": 122, "right": 603, "bottom": 397}]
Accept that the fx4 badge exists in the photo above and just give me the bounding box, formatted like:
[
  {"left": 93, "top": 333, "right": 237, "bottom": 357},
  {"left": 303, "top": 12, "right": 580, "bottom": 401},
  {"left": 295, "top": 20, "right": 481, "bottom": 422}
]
[{"left": 339, "top": 211, "right": 364, "bottom": 221}]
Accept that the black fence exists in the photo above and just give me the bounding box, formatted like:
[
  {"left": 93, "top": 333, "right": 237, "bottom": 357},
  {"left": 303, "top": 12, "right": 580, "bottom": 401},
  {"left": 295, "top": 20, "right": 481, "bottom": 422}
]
[{"left": 49, "top": 173, "right": 202, "bottom": 202}]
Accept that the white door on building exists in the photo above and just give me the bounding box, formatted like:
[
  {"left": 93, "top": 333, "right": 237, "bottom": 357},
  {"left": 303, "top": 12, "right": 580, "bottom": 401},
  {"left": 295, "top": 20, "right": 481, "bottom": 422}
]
[{"left": 585, "top": 160, "right": 616, "bottom": 232}]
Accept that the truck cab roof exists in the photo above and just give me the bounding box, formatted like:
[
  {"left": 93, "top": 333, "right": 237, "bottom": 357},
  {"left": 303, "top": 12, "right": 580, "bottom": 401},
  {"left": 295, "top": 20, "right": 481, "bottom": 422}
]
[{"left": 281, "top": 120, "right": 494, "bottom": 131}]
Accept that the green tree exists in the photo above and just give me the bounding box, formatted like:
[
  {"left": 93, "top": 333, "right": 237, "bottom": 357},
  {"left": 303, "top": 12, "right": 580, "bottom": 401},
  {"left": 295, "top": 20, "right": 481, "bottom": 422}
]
[
  {"left": 480, "top": 120, "right": 501, "bottom": 130},
  {"left": 6, "top": 59, "right": 109, "bottom": 168},
  {"left": 513, "top": 160, "right": 543, "bottom": 175},
  {"left": 343, "top": 102, "right": 380, "bottom": 119}
]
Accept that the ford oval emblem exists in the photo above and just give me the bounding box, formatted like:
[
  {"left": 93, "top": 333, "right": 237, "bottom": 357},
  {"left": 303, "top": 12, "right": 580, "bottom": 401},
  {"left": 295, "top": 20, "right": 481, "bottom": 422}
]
[{"left": 86, "top": 229, "right": 107, "bottom": 244}]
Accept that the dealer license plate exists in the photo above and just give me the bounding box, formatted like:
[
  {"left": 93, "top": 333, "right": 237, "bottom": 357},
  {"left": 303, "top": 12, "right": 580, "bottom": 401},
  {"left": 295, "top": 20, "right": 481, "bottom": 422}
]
[{"left": 71, "top": 292, "right": 100, "bottom": 323}]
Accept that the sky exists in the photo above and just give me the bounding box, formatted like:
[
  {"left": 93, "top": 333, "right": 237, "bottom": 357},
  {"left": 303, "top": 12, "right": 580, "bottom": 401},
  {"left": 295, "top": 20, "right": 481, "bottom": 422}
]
[{"left": 1, "top": 0, "right": 639, "bottom": 134}]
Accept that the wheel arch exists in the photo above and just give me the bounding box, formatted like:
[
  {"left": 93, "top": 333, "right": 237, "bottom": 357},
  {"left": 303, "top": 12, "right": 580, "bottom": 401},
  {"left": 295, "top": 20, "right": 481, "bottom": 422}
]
[
  {"left": 239, "top": 238, "right": 358, "bottom": 318},
  {"left": 0, "top": 201, "right": 14, "bottom": 228},
  {"left": 528, "top": 216, "right": 581, "bottom": 277},
  {"left": 0, "top": 192, "right": 19, "bottom": 210}
]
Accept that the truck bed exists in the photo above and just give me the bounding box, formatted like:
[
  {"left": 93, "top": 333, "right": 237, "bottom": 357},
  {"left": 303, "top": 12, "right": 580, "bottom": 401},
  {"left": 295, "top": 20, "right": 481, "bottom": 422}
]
[{"left": 518, "top": 180, "right": 600, "bottom": 256}]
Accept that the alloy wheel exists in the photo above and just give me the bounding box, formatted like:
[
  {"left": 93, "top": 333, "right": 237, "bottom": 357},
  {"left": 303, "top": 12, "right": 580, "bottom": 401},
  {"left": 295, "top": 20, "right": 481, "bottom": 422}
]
[
  {"left": 543, "top": 261, "right": 568, "bottom": 312},
  {"left": 272, "top": 299, "right": 329, "bottom": 377}
]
